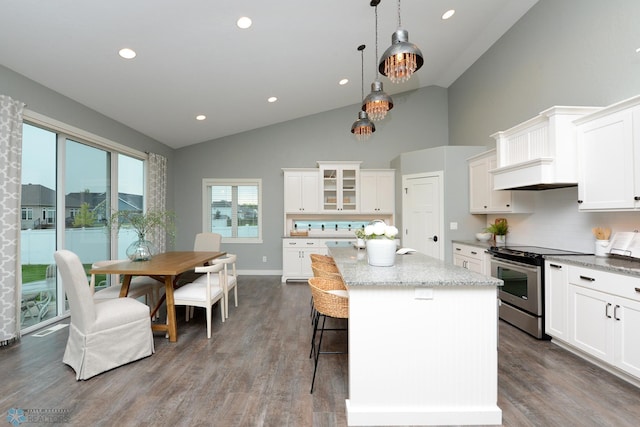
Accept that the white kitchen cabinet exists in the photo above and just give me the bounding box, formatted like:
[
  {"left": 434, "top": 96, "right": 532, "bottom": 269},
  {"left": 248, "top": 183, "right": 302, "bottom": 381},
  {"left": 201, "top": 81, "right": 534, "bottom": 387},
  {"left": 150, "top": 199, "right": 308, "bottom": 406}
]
[
  {"left": 283, "top": 169, "right": 320, "bottom": 213},
  {"left": 452, "top": 243, "right": 488, "bottom": 275},
  {"left": 468, "top": 150, "right": 533, "bottom": 213},
  {"left": 567, "top": 265, "right": 640, "bottom": 379},
  {"left": 575, "top": 97, "right": 640, "bottom": 211},
  {"left": 359, "top": 169, "right": 395, "bottom": 214},
  {"left": 281, "top": 238, "right": 327, "bottom": 282},
  {"left": 545, "top": 261, "right": 570, "bottom": 340},
  {"left": 318, "top": 161, "right": 361, "bottom": 212}
]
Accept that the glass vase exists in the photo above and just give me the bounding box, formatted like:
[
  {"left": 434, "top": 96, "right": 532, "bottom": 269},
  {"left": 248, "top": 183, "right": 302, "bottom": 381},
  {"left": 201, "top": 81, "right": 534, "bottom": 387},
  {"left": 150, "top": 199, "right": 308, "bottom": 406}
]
[{"left": 126, "top": 236, "right": 157, "bottom": 261}]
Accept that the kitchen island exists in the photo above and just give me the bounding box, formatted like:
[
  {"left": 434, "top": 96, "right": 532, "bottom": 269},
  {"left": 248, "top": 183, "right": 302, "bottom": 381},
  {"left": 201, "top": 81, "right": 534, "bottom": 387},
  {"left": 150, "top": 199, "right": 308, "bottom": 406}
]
[{"left": 327, "top": 243, "right": 503, "bottom": 426}]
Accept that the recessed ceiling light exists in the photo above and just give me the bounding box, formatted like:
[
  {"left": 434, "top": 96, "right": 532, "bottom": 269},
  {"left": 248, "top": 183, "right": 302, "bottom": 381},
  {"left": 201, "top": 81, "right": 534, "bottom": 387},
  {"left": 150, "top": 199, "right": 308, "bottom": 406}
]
[
  {"left": 118, "top": 48, "right": 136, "bottom": 59},
  {"left": 636, "top": 47, "right": 640, "bottom": 53},
  {"left": 237, "top": 16, "right": 252, "bottom": 29},
  {"left": 196, "top": 115, "right": 206, "bottom": 121},
  {"left": 339, "top": 78, "right": 349, "bottom": 85},
  {"left": 267, "top": 97, "right": 278, "bottom": 103},
  {"left": 442, "top": 9, "right": 455, "bottom": 20}
]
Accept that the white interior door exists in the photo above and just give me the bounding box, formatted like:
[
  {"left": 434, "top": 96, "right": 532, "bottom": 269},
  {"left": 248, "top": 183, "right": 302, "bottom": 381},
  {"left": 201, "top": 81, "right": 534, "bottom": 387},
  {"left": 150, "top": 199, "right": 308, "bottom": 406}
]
[{"left": 402, "top": 172, "right": 443, "bottom": 259}]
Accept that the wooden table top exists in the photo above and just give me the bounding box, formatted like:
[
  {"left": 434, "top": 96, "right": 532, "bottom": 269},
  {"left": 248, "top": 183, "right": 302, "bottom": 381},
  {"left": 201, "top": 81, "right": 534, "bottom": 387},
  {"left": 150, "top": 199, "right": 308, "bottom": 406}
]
[{"left": 89, "top": 251, "right": 226, "bottom": 276}]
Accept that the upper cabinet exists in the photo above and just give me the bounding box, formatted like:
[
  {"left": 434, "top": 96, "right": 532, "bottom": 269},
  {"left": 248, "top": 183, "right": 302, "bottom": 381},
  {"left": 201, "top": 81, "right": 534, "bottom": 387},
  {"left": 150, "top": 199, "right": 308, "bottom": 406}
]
[
  {"left": 490, "top": 106, "right": 601, "bottom": 190},
  {"left": 575, "top": 95, "right": 640, "bottom": 211},
  {"left": 359, "top": 170, "right": 395, "bottom": 214},
  {"left": 468, "top": 150, "right": 533, "bottom": 214},
  {"left": 318, "top": 161, "right": 361, "bottom": 212},
  {"left": 283, "top": 169, "right": 320, "bottom": 213}
]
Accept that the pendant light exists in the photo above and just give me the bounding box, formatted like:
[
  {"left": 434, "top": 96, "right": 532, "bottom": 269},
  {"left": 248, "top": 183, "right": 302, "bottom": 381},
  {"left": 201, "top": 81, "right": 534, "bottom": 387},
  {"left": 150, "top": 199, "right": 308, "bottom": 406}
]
[
  {"left": 362, "top": 0, "right": 393, "bottom": 121},
  {"left": 351, "top": 44, "right": 375, "bottom": 141},
  {"left": 379, "top": 0, "right": 424, "bottom": 83}
]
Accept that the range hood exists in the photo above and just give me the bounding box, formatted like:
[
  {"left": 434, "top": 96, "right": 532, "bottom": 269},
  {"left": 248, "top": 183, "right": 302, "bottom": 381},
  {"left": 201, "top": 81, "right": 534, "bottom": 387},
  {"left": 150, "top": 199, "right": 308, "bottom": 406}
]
[{"left": 490, "top": 106, "right": 601, "bottom": 191}]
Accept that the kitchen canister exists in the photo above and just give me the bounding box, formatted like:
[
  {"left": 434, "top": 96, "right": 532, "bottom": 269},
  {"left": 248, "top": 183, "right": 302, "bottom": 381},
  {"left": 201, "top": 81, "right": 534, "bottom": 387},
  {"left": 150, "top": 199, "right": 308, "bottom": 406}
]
[{"left": 595, "top": 239, "right": 611, "bottom": 257}]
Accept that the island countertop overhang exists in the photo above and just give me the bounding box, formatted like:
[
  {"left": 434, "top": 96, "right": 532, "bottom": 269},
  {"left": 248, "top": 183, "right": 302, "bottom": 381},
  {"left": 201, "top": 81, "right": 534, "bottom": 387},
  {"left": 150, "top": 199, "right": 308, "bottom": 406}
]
[{"left": 327, "top": 243, "right": 502, "bottom": 287}]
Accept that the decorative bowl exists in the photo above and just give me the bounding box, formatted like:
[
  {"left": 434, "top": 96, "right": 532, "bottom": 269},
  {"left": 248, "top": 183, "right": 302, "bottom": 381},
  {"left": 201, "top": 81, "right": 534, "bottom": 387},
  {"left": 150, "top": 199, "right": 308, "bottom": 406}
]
[{"left": 475, "top": 232, "right": 492, "bottom": 242}]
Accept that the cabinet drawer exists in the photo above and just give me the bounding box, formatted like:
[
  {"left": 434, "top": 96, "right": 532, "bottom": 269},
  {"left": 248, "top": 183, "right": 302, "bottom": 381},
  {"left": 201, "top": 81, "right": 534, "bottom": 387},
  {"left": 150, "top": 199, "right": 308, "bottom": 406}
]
[
  {"left": 569, "top": 266, "right": 640, "bottom": 302},
  {"left": 453, "top": 244, "right": 486, "bottom": 260},
  {"left": 283, "top": 238, "right": 323, "bottom": 248}
]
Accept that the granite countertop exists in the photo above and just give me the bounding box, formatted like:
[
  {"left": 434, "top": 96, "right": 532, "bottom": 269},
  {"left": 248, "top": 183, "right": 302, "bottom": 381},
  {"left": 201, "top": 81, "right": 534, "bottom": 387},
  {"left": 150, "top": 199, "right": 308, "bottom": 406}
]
[
  {"left": 545, "top": 254, "right": 640, "bottom": 279},
  {"left": 327, "top": 242, "right": 502, "bottom": 288}
]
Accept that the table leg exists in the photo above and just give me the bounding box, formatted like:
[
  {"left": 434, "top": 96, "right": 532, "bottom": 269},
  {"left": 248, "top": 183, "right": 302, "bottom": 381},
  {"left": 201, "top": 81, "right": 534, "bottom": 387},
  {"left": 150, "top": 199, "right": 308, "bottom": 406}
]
[
  {"left": 119, "top": 275, "right": 132, "bottom": 297},
  {"left": 164, "top": 275, "right": 178, "bottom": 342}
]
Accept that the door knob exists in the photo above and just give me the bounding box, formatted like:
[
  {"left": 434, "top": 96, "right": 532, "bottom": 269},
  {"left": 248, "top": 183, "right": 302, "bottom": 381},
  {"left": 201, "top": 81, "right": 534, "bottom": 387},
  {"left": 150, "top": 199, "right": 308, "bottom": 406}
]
[{"left": 429, "top": 235, "right": 438, "bottom": 242}]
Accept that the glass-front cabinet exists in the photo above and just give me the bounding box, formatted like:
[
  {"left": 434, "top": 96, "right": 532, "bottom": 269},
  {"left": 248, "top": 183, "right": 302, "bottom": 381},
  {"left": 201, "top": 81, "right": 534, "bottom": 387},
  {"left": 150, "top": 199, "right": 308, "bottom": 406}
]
[{"left": 318, "top": 161, "right": 361, "bottom": 212}]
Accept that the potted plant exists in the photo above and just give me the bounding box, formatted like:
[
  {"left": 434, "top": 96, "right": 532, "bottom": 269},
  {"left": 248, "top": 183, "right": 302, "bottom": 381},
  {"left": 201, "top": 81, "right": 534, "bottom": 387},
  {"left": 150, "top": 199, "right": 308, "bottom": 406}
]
[
  {"left": 109, "top": 210, "right": 176, "bottom": 261},
  {"left": 363, "top": 220, "right": 399, "bottom": 266},
  {"left": 485, "top": 221, "right": 509, "bottom": 246}
]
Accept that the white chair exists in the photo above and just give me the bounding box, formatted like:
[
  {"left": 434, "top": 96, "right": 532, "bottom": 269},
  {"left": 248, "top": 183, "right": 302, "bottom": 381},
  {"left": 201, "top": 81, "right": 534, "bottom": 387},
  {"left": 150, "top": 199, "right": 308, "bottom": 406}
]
[
  {"left": 210, "top": 254, "right": 238, "bottom": 319},
  {"left": 54, "top": 250, "right": 154, "bottom": 380},
  {"left": 173, "top": 262, "right": 226, "bottom": 339},
  {"left": 194, "top": 232, "right": 222, "bottom": 252},
  {"left": 90, "top": 260, "right": 165, "bottom": 319}
]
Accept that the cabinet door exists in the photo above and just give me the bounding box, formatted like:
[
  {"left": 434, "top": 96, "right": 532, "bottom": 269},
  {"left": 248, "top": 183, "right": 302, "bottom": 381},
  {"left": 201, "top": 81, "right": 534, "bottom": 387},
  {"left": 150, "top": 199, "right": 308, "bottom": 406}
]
[
  {"left": 569, "top": 285, "right": 614, "bottom": 363},
  {"left": 487, "top": 156, "right": 513, "bottom": 212},
  {"left": 469, "top": 156, "right": 490, "bottom": 212},
  {"left": 284, "top": 171, "right": 319, "bottom": 213},
  {"left": 614, "top": 296, "right": 640, "bottom": 378},
  {"left": 545, "top": 262, "right": 569, "bottom": 339},
  {"left": 320, "top": 164, "right": 359, "bottom": 212},
  {"left": 577, "top": 109, "right": 636, "bottom": 210},
  {"left": 360, "top": 171, "right": 394, "bottom": 213}
]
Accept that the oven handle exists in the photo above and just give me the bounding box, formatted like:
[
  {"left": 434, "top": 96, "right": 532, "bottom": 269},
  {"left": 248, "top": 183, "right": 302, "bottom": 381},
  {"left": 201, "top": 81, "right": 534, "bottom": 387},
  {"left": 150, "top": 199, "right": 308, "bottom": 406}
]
[{"left": 490, "top": 256, "right": 540, "bottom": 273}]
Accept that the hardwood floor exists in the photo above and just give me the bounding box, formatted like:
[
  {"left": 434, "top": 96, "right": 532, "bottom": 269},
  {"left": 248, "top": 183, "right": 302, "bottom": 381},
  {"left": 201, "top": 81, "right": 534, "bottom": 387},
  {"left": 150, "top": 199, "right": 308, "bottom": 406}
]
[{"left": 2, "top": 275, "right": 640, "bottom": 426}]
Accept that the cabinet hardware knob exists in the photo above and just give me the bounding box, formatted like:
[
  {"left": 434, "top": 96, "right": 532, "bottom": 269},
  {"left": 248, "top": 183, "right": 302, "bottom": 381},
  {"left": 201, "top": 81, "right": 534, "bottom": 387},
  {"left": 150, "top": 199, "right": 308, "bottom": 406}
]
[
  {"left": 635, "top": 287, "right": 640, "bottom": 293},
  {"left": 606, "top": 302, "right": 612, "bottom": 318},
  {"left": 577, "top": 200, "right": 583, "bottom": 204},
  {"left": 579, "top": 275, "right": 595, "bottom": 282},
  {"left": 455, "top": 248, "right": 461, "bottom": 251},
  {"left": 471, "top": 251, "right": 477, "bottom": 255},
  {"left": 506, "top": 204, "right": 510, "bottom": 207},
  {"left": 635, "top": 196, "right": 640, "bottom": 201}
]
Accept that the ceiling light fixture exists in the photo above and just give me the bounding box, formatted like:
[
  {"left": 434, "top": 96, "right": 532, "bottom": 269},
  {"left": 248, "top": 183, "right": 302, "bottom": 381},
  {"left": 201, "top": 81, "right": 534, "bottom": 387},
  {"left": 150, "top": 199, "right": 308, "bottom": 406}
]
[
  {"left": 267, "top": 96, "right": 278, "bottom": 103},
  {"left": 379, "top": 0, "right": 424, "bottom": 83},
  {"left": 351, "top": 44, "right": 375, "bottom": 141},
  {"left": 442, "top": 9, "right": 455, "bottom": 20},
  {"left": 339, "top": 78, "right": 349, "bottom": 85},
  {"left": 363, "top": 0, "right": 393, "bottom": 121},
  {"left": 196, "top": 115, "right": 206, "bottom": 121},
  {"left": 237, "top": 17, "right": 252, "bottom": 29},
  {"left": 118, "top": 48, "right": 136, "bottom": 59}
]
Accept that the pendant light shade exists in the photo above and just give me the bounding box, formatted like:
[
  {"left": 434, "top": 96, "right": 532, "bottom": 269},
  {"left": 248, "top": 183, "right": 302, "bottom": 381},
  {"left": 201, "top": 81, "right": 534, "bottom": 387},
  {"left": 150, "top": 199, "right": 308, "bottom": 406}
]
[
  {"left": 351, "top": 110, "right": 376, "bottom": 141},
  {"left": 351, "top": 44, "right": 375, "bottom": 141},
  {"left": 379, "top": 0, "right": 424, "bottom": 83},
  {"left": 363, "top": 81, "right": 393, "bottom": 121},
  {"left": 362, "top": 0, "right": 393, "bottom": 121}
]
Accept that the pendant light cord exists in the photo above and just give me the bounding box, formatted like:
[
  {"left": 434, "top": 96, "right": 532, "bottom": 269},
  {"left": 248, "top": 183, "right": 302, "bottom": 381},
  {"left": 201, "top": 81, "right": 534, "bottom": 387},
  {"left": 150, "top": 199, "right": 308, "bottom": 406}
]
[
  {"left": 375, "top": 4, "right": 379, "bottom": 79},
  {"left": 397, "top": 0, "right": 402, "bottom": 28},
  {"left": 360, "top": 47, "right": 365, "bottom": 102}
]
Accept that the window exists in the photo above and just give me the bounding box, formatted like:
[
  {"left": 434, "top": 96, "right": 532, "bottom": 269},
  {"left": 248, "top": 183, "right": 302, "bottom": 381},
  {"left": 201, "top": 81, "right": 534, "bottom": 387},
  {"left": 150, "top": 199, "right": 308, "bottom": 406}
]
[
  {"left": 20, "top": 117, "right": 146, "bottom": 333},
  {"left": 202, "top": 179, "right": 262, "bottom": 243}
]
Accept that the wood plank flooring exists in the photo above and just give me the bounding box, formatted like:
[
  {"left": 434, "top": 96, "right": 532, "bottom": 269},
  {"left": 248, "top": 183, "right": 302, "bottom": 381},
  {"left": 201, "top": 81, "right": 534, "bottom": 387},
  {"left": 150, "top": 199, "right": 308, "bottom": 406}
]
[{"left": 2, "top": 275, "right": 640, "bottom": 426}]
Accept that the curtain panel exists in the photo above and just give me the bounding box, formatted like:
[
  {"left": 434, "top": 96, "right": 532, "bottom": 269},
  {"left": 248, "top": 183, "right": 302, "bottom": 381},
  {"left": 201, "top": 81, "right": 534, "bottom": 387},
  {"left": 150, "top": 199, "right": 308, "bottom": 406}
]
[
  {"left": 0, "top": 95, "right": 25, "bottom": 345},
  {"left": 147, "top": 153, "right": 168, "bottom": 252}
]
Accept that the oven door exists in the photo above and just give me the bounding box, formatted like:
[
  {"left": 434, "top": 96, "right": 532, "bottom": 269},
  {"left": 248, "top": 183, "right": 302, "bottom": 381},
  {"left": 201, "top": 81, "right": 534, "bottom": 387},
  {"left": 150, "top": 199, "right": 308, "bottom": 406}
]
[{"left": 491, "top": 257, "right": 542, "bottom": 316}]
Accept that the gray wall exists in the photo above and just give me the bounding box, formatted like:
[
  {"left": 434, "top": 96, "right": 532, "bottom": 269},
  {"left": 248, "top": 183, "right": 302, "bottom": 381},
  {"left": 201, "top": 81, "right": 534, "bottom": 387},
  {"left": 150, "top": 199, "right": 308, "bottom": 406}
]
[
  {"left": 448, "top": 0, "right": 640, "bottom": 252},
  {"left": 173, "top": 86, "right": 450, "bottom": 270}
]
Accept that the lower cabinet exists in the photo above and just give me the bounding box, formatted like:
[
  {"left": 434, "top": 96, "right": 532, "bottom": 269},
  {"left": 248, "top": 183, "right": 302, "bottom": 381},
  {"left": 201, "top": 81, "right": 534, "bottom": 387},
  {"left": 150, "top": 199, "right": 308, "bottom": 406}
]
[
  {"left": 546, "top": 263, "right": 640, "bottom": 380},
  {"left": 281, "top": 239, "right": 327, "bottom": 282},
  {"left": 452, "top": 243, "right": 489, "bottom": 275}
]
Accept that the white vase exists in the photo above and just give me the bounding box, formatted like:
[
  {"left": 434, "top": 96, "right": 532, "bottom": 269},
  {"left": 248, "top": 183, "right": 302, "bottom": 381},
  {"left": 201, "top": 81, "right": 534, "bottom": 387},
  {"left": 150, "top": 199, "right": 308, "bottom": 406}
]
[
  {"left": 366, "top": 238, "right": 397, "bottom": 267},
  {"left": 495, "top": 235, "right": 506, "bottom": 246}
]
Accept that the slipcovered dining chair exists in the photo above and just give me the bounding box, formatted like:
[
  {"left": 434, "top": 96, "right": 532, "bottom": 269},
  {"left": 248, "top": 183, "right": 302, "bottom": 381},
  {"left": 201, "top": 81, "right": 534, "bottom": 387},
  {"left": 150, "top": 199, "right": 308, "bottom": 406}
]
[
  {"left": 90, "top": 260, "right": 164, "bottom": 319},
  {"left": 173, "top": 262, "right": 226, "bottom": 339},
  {"left": 194, "top": 232, "right": 222, "bottom": 252},
  {"left": 308, "top": 276, "right": 349, "bottom": 393},
  {"left": 54, "top": 250, "right": 154, "bottom": 380},
  {"left": 209, "top": 254, "right": 238, "bottom": 319}
]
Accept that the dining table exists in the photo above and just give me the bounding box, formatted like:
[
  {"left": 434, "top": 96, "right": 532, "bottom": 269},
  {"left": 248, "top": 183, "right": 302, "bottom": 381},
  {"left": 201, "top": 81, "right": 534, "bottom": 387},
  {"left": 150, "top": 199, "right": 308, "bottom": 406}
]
[{"left": 89, "top": 251, "right": 226, "bottom": 342}]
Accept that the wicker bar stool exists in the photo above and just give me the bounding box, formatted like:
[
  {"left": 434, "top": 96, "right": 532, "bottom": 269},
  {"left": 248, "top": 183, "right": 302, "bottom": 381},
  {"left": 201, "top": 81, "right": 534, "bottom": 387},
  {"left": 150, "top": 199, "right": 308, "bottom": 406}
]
[
  {"left": 311, "top": 262, "right": 343, "bottom": 280},
  {"left": 308, "top": 276, "right": 349, "bottom": 393},
  {"left": 309, "top": 253, "right": 336, "bottom": 265}
]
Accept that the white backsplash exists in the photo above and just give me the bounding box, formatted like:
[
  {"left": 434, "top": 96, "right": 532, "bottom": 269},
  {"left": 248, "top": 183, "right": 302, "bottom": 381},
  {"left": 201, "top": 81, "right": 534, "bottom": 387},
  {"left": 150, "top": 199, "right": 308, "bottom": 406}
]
[{"left": 487, "top": 187, "right": 640, "bottom": 253}]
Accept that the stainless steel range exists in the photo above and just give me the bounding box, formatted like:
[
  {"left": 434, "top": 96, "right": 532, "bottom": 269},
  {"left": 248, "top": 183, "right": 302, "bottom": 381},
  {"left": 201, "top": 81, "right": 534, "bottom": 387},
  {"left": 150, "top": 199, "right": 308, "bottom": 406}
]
[{"left": 488, "top": 245, "right": 590, "bottom": 339}]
